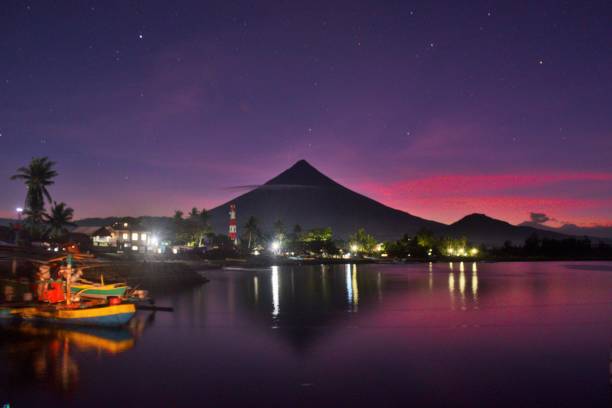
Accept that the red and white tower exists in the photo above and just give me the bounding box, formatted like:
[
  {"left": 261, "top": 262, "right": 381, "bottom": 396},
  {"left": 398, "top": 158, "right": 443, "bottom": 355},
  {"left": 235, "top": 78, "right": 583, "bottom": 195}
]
[{"left": 228, "top": 204, "right": 237, "bottom": 244}]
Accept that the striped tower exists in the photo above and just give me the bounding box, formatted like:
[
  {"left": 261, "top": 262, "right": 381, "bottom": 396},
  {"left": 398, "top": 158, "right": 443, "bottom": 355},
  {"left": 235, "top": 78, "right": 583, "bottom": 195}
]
[{"left": 228, "top": 204, "right": 237, "bottom": 244}]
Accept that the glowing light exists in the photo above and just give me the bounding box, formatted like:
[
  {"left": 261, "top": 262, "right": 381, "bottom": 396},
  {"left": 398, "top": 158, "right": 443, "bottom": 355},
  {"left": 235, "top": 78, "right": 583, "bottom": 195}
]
[
  {"left": 346, "top": 264, "right": 353, "bottom": 306},
  {"left": 271, "top": 266, "right": 279, "bottom": 317},
  {"left": 150, "top": 236, "right": 159, "bottom": 246},
  {"left": 472, "top": 262, "right": 479, "bottom": 300},
  {"left": 470, "top": 248, "right": 479, "bottom": 256},
  {"left": 123, "top": 222, "right": 128, "bottom": 227},
  {"left": 342, "top": 252, "right": 351, "bottom": 259},
  {"left": 253, "top": 250, "right": 260, "bottom": 256},
  {"left": 270, "top": 241, "right": 281, "bottom": 253},
  {"left": 352, "top": 264, "right": 359, "bottom": 308},
  {"left": 16, "top": 207, "right": 23, "bottom": 213},
  {"left": 131, "top": 245, "right": 138, "bottom": 251},
  {"left": 172, "top": 248, "right": 178, "bottom": 254},
  {"left": 350, "top": 244, "right": 359, "bottom": 252}
]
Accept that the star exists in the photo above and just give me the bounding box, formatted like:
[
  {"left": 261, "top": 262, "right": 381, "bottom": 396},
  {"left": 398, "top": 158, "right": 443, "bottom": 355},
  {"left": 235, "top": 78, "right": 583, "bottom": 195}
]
[
  {"left": 539, "top": 59, "right": 544, "bottom": 64},
  {"left": 138, "top": 34, "right": 143, "bottom": 39}
]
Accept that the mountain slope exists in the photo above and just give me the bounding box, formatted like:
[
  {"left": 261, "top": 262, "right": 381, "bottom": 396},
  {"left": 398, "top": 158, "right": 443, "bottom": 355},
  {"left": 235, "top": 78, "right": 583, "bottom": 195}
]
[
  {"left": 519, "top": 221, "right": 612, "bottom": 239},
  {"left": 445, "top": 213, "right": 569, "bottom": 245},
  {"left": 207, "top": 160, "right": 444, "bottom": 240}
]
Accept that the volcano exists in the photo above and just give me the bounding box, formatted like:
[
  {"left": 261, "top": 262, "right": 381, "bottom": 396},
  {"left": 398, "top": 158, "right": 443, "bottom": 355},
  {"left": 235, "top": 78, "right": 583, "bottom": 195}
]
[{"left": 207, "top": 160, "right": 443, "bottom": 240}]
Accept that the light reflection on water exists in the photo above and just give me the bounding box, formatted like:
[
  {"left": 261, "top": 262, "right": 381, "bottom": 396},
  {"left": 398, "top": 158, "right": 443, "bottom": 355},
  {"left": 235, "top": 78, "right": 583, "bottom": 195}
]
[{"left": 2, "top": 261, "right": 612, "bottom": 407}]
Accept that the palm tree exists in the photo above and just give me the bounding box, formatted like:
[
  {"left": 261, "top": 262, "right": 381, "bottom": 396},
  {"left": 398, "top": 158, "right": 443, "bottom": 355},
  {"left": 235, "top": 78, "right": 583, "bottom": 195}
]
[
  {"left": 11, "top": 157, "right": 58, "bottom": 213},
  {"left": 188, "top": 207, "right": 199, "bottom": 219},
  {"left": 243, "top": 216, "right": 260, "bottom": 250},
  {"left": 43, "top": 202, "right": 76, "bottom": 242},
  {"left": 273, "top": 219, "right": 285, "bottom": 241},
  {"left": 199, "top": 208, "right": 209, "bottom": 226}
]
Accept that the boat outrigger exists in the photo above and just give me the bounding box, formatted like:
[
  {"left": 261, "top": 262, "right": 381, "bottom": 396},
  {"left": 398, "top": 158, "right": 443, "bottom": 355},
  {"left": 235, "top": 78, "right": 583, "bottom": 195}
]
[{"left": 71, "top": 280, "right": 129, "bottom": 299}]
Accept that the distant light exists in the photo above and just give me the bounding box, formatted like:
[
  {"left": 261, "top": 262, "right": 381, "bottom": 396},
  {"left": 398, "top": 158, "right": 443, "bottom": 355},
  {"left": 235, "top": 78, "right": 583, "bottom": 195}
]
[
  {"left": 123, "top": 222, "right": 128, "bottom": 227},
  {"left": 16, "top": 207, "right": 23, "bottom": 213},
  {"left": 470, "top": 248, "right": 479, "bottom": 256},
  {"left": 53, "top": 247, "right": 58, "bottom": 252},
  {"left": 342, "top": 252, "right": 351, "bottom": 259},
  {"left": 132, "top": 245, "right": 138, "bottom": 251},
  {"left": 150, "top": 236, "right": 159, "bottom": 246},
  {"left": 172, "top": 248, "right": 178, "bottom": 254},
  {"left": 253, "top": 250, "right": 260, "bottom": 256},
  {"left": 270, "top": 241, "right": 281, "bottom": 253},
  {"left": 350, "top": 244, "right": 358, "bottom": 252}
]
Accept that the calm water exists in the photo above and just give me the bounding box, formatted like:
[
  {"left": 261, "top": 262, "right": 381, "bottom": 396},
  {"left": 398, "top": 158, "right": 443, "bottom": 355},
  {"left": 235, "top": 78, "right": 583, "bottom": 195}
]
[{"left": 2, "top": 261, "right": 612, "bottom": 407}]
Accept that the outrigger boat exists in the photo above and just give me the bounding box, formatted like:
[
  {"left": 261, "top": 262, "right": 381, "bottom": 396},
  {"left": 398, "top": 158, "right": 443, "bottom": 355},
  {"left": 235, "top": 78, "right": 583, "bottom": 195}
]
[
  {"left": 1, "top": 257, "right": 136, "bottom": 328},
  {"left": 0, "top": 302, "right": 136, "bottom": 327}
]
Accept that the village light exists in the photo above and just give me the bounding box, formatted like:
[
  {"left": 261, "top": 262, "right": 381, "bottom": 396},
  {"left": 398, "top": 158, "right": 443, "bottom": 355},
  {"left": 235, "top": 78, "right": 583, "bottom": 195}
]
[
  {"left": 470, "top": 248, "right": 479, "bottom": 256},
  {"left": 350, "top": 244, "right": 359, "bottom": 252}
]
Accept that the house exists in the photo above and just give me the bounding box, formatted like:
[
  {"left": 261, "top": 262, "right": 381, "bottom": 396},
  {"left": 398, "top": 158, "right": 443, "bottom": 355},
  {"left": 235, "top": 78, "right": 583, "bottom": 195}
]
[
  {"left": 109, "top": 220, "right": 157, "bottom": 253},
  {"left": 71, "top": 226, "right": 114, "bottom": 248}
]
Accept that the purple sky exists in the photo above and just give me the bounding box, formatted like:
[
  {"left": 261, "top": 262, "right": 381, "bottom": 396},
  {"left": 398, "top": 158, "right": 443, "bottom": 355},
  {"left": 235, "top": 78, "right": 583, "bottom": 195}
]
[{"left": 1, "top": 1, "right": 611, "bottom": 226}]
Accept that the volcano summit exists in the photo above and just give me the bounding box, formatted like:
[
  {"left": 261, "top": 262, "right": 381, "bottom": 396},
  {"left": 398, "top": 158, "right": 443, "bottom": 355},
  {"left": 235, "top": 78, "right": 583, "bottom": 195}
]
[{"left": 207, "top": 160, "right": 443, "bottom": 240}]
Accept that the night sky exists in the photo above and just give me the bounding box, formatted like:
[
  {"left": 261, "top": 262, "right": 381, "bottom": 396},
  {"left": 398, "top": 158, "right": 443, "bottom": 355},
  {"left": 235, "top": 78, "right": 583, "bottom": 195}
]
[{"left": 1, "top": 1, "right": 611, "bottom": 226}]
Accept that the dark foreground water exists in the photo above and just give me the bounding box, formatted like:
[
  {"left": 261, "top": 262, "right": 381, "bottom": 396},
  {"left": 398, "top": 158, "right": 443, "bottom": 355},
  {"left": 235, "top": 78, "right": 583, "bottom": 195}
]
[{"left": 1, "top": 261, "right": 612, "bottom": 407}]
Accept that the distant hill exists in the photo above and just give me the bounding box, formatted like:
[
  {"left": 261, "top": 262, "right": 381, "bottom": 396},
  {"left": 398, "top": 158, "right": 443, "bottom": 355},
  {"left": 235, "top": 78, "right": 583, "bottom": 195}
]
[
  {"left": 519, "top": 221, "right": 612, "bottom": 240},
  {"left": 444, "top": 213, "right": 570, "bottom": 246},
  {"left": 207, "top": 160, "right": 445, "bottom": 241}
]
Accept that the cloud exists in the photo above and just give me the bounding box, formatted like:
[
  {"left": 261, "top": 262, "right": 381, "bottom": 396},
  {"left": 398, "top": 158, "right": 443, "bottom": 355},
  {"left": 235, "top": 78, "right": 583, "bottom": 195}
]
[{"left": 530, "top": 212, "right": 553, "bottom": 224}]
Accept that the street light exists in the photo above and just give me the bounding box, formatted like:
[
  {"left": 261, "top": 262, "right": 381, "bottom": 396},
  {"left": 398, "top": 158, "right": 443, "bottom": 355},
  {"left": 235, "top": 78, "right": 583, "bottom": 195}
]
[{"left": 16, "top": 207, "right": 23, "bottom": 220}]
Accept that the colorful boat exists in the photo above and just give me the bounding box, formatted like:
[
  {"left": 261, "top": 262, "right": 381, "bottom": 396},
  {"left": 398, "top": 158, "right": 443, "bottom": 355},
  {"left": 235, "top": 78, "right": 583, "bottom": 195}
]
[
  {"left": 0, "top": 303, "right": 136, "bottom": 327},
  {"left": 70, "top": 281, "right": 128, "bottom": 299}
]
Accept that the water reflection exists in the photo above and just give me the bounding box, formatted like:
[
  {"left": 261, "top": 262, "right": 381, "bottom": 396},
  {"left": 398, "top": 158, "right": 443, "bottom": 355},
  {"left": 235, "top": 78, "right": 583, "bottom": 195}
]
[
  {"left": 0, "top": 313, "right": 152, "bottom": 393},
  {"left": 271, "top": 265, "right": 280, "bottom": 317},
  {"left": 3, "top": 262, "right": 612, "bottom": 407},
  {"left": 472, "top": 262, "right": 479, "bottom": 304},
  {"left": 345, "top": 264, "right": 359, "bottom": 311},
  {"left": 448, "top": 261, "right": 479, "bottom": 310}
]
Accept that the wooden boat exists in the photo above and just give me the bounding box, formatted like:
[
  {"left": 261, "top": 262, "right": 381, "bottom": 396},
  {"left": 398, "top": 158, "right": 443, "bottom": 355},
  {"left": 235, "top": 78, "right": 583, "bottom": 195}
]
[
  {"left": 70, "top": 281, "right": 128, "bottom": 299},
  {"left": 0, "top": 302, "right": 136, "bottom": 327}
]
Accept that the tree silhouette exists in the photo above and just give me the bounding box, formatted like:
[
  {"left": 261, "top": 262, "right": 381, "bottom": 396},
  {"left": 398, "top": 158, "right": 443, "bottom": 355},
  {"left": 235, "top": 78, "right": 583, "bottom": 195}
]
[{"left": 44, "top": 202, "right": 76, "bottom": 241}]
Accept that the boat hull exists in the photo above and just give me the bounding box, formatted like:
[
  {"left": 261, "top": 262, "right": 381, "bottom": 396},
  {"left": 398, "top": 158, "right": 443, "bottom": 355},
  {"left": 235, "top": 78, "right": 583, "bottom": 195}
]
[{"left": 1, "top": 304, "right": 136, "bottom": 327}]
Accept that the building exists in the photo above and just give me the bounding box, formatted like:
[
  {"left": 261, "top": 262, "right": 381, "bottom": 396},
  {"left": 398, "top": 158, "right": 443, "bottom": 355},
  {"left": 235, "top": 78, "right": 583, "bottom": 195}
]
[
  {"left": 109, "top": 220, "right": 158, "bottom": 253},
  {"left": 71, "top": 220, "right": 161, "bottom": 253},
  {"left": 71, "top": 226, "right": 114, "bottom": 247}
]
